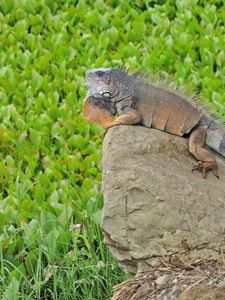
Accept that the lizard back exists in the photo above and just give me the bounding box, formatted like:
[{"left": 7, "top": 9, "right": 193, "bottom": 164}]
[{"left": 136, "top": 83, "right": 201, "bottom": 136}]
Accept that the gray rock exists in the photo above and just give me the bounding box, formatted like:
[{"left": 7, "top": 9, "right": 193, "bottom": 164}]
[
  {"left": 101, "top": 126, "right": 225, "bottom": 274},
  {"left": 155, "top": 274, "right": 170, "bottom": 286}
]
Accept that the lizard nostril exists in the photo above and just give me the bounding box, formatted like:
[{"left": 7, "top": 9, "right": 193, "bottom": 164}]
[{"left": 86, "top": 70, "right": 94, "bottom": 77}]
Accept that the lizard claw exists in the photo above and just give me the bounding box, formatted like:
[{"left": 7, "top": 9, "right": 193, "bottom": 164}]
[{"left": 192, "top": 161, "right": 219, "bottom": 179}]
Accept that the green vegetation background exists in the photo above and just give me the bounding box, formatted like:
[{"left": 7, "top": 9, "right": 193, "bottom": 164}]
[{"left": 0, "top": 0, "right": 224, "bottom": 299}]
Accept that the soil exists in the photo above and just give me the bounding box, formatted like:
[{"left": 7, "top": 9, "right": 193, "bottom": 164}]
[{"left": 112, "top": 259, "right": 225, "bottom": 300}]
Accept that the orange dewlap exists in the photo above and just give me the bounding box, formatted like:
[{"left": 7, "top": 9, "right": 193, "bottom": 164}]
[{"left": 83, "top": 98, "right": 115, "bottom": 127}]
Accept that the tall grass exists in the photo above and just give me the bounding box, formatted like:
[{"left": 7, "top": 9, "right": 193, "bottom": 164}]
[{"left": 0, "top": 219, "right": 129, "bottom": 299}]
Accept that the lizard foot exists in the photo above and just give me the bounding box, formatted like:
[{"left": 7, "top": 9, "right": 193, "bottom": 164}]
[{"left": 192, "top": 161, "right": 219, "bottom": 179}]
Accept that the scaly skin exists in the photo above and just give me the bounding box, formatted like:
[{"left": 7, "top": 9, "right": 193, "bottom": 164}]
[
  {"left": 83, "top": 96, "right": 115, "bottom": 127},
  {"left": 84, "top": 96, "right": 218, "bottom": 178},
  {"left": 189, "top": 128, "right": 218, "bottom": 178},
  {"left": 84, "top": 68, "right": 224, "bottom": 178}
]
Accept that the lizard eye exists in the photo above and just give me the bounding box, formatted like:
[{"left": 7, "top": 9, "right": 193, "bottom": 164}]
[
  {"left": 96, "top": 71, "right": 104, "bottom": 77},
  {"left": 102, "top": 91, "right": 111, "bottom": 98}
]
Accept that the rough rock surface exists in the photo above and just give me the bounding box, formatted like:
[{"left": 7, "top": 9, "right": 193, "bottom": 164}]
[{"left": 101, "top": 125, "right": 225, "bottom": 275}]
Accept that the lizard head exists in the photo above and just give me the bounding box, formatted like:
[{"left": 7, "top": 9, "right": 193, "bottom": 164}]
[{"left": 86, "top": 68, "right": 135, "bottom": 103}]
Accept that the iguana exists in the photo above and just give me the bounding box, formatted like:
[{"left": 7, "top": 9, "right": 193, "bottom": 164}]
[{"left": 83, "top": 67, "right": 225, "bottom": 178}]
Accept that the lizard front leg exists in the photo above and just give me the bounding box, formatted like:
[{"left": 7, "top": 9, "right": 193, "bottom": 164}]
[
  {"left": 107, "top": 108, "right": 142, "bottom": 127},
  {"left": 102, "top": 107, "right": 142, "bottom": 137},
  {"left": 84, "top": 97, "right": 142, "bottom": 136},
  {"left": 189, "top": 127, "right": 219, "bottom": 178}
]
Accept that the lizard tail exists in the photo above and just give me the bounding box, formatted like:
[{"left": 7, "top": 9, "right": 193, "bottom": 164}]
[{"left": 206, "top": 125, "right": 225, "bottom": 157}]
